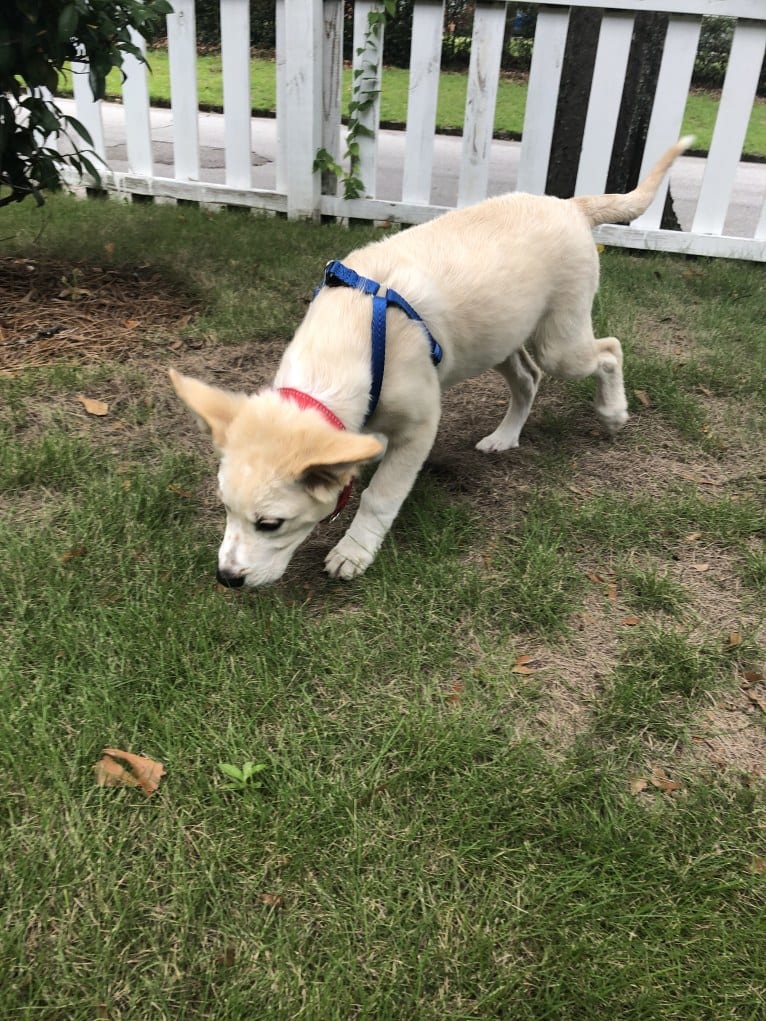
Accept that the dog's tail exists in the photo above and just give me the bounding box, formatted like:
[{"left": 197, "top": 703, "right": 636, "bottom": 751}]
[{"left": 571, "top": 136, "right": 694, "bottom": 227}]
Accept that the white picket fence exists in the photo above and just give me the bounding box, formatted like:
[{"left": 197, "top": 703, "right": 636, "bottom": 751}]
[{"left": 64, "top": 0, "right": 766, "bottom": 261}]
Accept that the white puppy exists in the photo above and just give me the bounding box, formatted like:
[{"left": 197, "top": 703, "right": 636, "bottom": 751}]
[{"left": 171, "top": 137, "right": 691, "bottom": 587}]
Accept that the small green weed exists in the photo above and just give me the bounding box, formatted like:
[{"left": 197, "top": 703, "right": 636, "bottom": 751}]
[{"left": 218, "top": 761, "right": 268, "bottom": 792}]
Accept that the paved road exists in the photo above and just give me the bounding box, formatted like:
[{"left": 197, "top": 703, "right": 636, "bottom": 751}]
[{"left": 60, "top": 99, "right": 766, "bottom": 238}]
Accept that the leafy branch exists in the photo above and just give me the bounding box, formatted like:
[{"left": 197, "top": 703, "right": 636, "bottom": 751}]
[
  {"left": 313, "top": 0, "right": 396, "bottom": 200},
  {"left": 0, "top": 0, "right": 172, "bottom": 207}
]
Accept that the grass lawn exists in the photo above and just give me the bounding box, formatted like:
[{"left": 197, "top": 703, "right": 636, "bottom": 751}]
[
  {"left": 1, "top": 193, "right": 765, "bottom": 1020},
  {"left": 59, "top": 52, "right": 766, "bottom": 158}
]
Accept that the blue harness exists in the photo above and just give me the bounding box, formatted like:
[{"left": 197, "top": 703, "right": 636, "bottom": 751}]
[{"left": 315, "top": 260, "right": 442, "bottom": 425}]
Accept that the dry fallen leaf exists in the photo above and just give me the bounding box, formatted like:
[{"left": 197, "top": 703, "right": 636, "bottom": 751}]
[
  {"left": 630, "top": 777, "right": 649, "bottom": 795},
  {"left": 751, "top": 856, "right": 766, "bottom": 875},
  {"left": 94, "top": 748, "right": 166, "bottom": 797},
  {"left": 607, "top": 583, "right": 618, "bottom": 603},
  {"left": 691, "top": 563, "right": 710, "bottom": 573},
  {"left": 77, "top": 395, "right": 109, "bottom": 417},
  {"left": 122, "top": 318, "right": 140, "bottom": 329},
  {"left": 61, "top": 545, "right": 87, "bottom": 564},
  {"left": 93, "top": 755, "right": 143, "bottom": 791},
  {"left": 743, "top": 689, "right": 766, "bottom": 714},
  {"left": 684, "top": 532, "right": 702, "bottom": 543},
  {"left": 726, "top": 632, "right": 742, "bottom": 648},
  {"left": 167, "top": 483, "right": 192, "bottom": 499},
  {"left": 258, "top": 893, "right": 284, "bottom": 909},
  {"left": 585, "top": 571, "right": 611, "bottom": 584},
  {"left": 215, "top": 946, "right": 236, "bottom": 968},
  {"left": 649, "top": 766, "right": 682, "bottom": 793},
  {"left": 621, "top": 615, "right": 641, "bottom": 627},
  {"left": 633, "top": 389, "right": 652, "bottom": 407},
  {"left": 512, "top": 654, "right": 538, "bottom": 675},
  {"left": 447, "top": 681, "right": 463, "bottom": 704},
  {"left": 742, "top": 670, "right": 764, "bottom": 683}
]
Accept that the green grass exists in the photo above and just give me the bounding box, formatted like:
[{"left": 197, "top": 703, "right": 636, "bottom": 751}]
[
  {"left": 1, "top": 194, "right": 765, "bottom": 1020},
  {"left": 60, "top": 52, "right": 766, "bottom": 158},
  {"left": 621, "top": 565, "right": 689, "bottom": 614},
  {"left": 594, "top": 628, "right": 727, "bottom": 740}
]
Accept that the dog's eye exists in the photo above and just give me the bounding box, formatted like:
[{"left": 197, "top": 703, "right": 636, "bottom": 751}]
[{"left": 255, "top": 518, "right": 284, "bottom": 532}]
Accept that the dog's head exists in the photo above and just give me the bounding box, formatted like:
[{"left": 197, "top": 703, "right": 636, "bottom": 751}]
[{"left": 170, "top": 370, "right": 383, "bottom": 587}]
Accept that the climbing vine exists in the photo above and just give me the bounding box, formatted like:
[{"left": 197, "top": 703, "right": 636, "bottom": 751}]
[{"left": 313, "top": 0, "right": 397, "bottom": 200}]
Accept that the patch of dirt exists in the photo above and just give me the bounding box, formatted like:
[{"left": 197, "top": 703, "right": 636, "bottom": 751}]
[
  {"left": 0, "top": 256, "right": 200, "bottom": 372},
  {"left": 691, "top": 679, "right": 766, "bottom": 780}
]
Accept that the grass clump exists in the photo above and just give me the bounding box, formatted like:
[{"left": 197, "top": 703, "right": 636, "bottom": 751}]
[
  {"left": 484, "top": 507, "right": 583, "bottom": 636},
  {"left": 621, "top": 566, "right": 689, "bottom": 615},
  {"left": 594, "top": 629, "right": 734, "bottom": 741}
]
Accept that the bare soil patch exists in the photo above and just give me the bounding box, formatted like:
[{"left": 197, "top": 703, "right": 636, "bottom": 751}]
[{"left": 0, "top": 255, "right": 200, "bottom": 372}]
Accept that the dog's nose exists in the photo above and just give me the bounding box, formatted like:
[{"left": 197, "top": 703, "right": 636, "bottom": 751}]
[{"left": 216, "top": 568, "right": 245, "bottom": 588}]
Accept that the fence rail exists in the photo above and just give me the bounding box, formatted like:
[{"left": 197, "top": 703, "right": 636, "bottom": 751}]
[{"left": 62, "top": 0, "right": 766, "bottom": 261}]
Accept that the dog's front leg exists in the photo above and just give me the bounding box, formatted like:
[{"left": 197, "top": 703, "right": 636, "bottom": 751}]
[{"left": 325, "top": 417, "right": 439, "bottom": 580}]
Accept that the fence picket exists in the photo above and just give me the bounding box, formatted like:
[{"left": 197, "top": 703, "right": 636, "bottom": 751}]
[
  {"left": 71, "top": 62, "right": 106, "bottom": 162},
  {"left": 352, "top": 1, "right": 385, "bottom": 198},
  {"left": 275, "top": 0, "right": 286, "bottom": 193},
  {"left": 120, "top": 29, "right": 153, "bottom": 177},
  {"left": 402, "top": 0, "right": 445, "bottom": 205},
  {"left": 632, "top": 14, "right": 701, "bottom": 230},
  {"left": 283, "top": 0, "right": 322, "bottom": 217},
  {"left": 321, "top": 0, "right": 344, "bottom": 197},
  {"left": 574, "top": 12, "right": 635, "bottom": 196},
  {"left": 32, "top": 87, "right": 59, "bottom": 152},
  {"left": 692, "top": 20, "right": 766, "bottom": 236},
  {"left": 516, "top": 6, "right": 570, "bottom": 194},
  {"left": 220, "top": 0, "right": 252, "bottom": 190},
  {"left": 458, "top": 2, "right": 507, "bottom": 206},
  {"left": 166, "top": 0, "right": 200, "bottom": 181}
]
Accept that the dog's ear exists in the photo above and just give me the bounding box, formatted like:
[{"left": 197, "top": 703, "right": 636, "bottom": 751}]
[
  {"left": 298, "top": 432, "right": 385, "bottom": 502},
  {"left": 169, "top": 369, "right": 247, "bottom": 450}
]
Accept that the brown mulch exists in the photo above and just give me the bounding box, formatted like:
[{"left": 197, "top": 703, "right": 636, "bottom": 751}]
[{"left": 0, "top": 256, "right": 199, "bottom": 372}]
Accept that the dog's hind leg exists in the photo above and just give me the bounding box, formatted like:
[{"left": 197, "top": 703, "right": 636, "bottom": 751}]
[
  {"left": 590, "top": 335, "right": 629, "bottom": 434},
  {"left": 535, "top": 319, "right": 629, "bottom": 435},
  {"left": 476, "top": 349, "right": 542, "bottom": 452}
]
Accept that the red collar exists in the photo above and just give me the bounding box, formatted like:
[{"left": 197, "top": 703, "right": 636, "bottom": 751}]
[{"left": 277, "top": 388, "right": 353, "bottom": 521}]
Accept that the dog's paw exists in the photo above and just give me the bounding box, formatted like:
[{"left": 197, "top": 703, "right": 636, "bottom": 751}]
[
  {"left": 325, "top": 539, "right": 374, "bottom": 581},
  {"left": 475, "top": 431, "right": 520, "bottom": 453}
]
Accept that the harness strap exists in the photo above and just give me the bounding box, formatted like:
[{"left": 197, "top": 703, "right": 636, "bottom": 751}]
[{"left": 320, "top": 259, "right": 442, "bottom": 423}]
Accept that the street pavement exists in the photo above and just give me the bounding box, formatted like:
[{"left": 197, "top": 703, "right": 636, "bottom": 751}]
[{"left": 59, "top": 98, "right": 766, "bottom": 239}]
